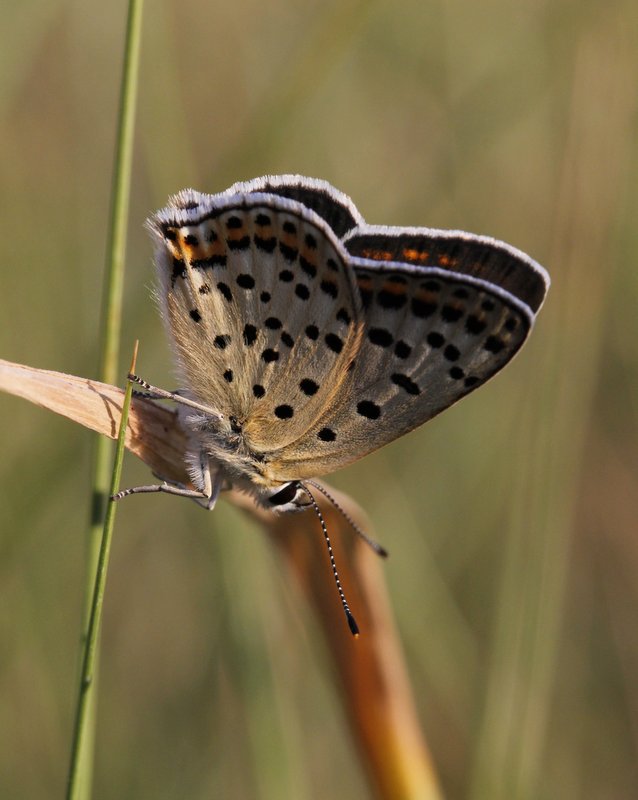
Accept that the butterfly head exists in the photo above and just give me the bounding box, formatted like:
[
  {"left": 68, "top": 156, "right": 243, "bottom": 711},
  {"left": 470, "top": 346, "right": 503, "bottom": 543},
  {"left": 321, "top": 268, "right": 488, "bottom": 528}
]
[{"left": 263, "top": 481, "right": 311, "bottom": 513}]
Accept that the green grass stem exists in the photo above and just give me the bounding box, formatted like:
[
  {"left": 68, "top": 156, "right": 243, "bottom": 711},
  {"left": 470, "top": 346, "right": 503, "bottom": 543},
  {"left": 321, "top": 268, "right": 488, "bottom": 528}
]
[
  {"left": 66, "top": 346, "right": 138, "bottom": 800},
  {"left": 68, "top": 0, "right": 144, "bottom": 796}
]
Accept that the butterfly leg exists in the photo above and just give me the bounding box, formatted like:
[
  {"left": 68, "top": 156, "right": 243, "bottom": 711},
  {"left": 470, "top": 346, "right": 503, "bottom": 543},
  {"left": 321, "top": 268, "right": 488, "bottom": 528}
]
[
  {"left": 187, "top": 448, "right": 222, "bottom": 511},
  {"left": 112, "top": 452, "right": 222, "bottom": 510},
  {"left": 128, "top": 373, "right": 224, "bottom": 420},
  {"left": 112, "top": 481, "right": 209, "bottom": 502}
]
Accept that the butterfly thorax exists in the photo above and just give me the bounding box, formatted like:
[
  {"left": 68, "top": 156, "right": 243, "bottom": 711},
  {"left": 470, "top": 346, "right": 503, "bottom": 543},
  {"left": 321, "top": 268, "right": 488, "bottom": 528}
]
[
  {"left": 182, "top": 407, "right": 270, "bottom": 484},
  {"left": 178, "top": 405, "right": 315, "bottom": 514}
]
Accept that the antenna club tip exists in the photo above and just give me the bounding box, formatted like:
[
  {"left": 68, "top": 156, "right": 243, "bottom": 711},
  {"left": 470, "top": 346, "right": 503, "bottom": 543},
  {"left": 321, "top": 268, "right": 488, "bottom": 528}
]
[
  {"left": 377, "top": 546, "right": 389, "bottom": 559},
  {"left": 347, "top": 612, "right": 360, "bottom": 637}
]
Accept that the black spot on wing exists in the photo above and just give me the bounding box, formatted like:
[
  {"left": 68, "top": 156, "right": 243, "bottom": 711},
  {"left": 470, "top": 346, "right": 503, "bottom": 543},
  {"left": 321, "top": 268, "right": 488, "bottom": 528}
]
[
  {"left": 444, "top": 344, "right": 460, "bottom": 361},
  {"left": 357, "top": 400, "right": 381, "bottom": 420},
  {"left": 305, "top": 324, "right": 319, "bottom": 340},
  {"left": 217, "top": 282, "right": 233, "bottom": 302},
  {"left": 368, "top": 328, "right": 393, "bottom": 347},
  {"left": 394, "top": 340, "right": 412, "bottom": 359},
  {"left": 262, "top": 348, "right": 279, "bottom": 363},
  {"left": 279, "top": 243, "right": 297, "bottom": 262},
  {"left": 227, "top": 236, "right": 250, "bottom": 251},
  {"left": 274, "top": 404, "right": 294, "bottom": 420},
  {"left": 299, "top": 256, "right": 317, "bottom": 278},
  {"left": 412, "top": 298, "right": 437, "bottom": 318},
  {"left": 243, "top": 324, "right": 257, "bottom": 346},
  {"left": 236, "top": 273, "right": 255, "bottom": 289},
  {"left": 325, "top": 333, "right": 343, "bottom": 353},
  {"left": 441, "top": 304, "right": 464, "bottom": 322},
  {"left": 320, "top": 279, "right": 338, "bottom": 298},
  {"left": 391, "top": 373, "right": 420, "bottom": 395},
  {"left": 300, "top": 378, "right": 319, "bottom": 396},
  {"left": 254, "top": 235, "right": 276, "bottom": 252},
  {"left": 466, "top": 315, "right": 486, "bottom": 335},
  {"left": 485, "top": 335, "right": 506, "bottom": 353}
]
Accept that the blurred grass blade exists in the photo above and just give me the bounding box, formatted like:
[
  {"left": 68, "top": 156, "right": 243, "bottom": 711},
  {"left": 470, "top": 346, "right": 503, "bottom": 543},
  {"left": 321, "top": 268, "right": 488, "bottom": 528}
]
[
  {"left": 209, "top": 0, "right": 373, "bottom": 185},
  {"left": 469, "top": 25, "right": 636, "bottom": 800}
]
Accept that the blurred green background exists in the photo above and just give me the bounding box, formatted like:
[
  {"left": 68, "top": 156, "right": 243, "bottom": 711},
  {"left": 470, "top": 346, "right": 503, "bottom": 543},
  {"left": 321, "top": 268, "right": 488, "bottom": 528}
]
[{"left": 2, "top": 0, "right": 637, "bottom": 797}]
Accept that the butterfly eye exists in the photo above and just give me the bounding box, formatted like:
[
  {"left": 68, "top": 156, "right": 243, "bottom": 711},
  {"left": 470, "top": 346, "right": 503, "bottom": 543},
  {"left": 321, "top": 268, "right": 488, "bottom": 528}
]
[{"left": 267, "top": 482, "right": 302, "bottom": 508}]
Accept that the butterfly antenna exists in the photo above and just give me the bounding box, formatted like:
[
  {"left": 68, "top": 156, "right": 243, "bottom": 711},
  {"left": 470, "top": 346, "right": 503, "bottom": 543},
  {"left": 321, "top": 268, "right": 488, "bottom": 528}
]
[
  {"left": 306, "top": 480, "right": 388, "bottom": 558},
  {"left": 300, "top": 483, "right": 360, "bottom": 637}
]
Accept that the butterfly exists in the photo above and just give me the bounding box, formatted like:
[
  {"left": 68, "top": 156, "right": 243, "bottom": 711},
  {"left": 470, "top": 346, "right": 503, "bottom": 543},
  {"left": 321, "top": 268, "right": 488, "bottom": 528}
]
[{"left": 117, "top": 175, "right": 549, "bottom": 632}]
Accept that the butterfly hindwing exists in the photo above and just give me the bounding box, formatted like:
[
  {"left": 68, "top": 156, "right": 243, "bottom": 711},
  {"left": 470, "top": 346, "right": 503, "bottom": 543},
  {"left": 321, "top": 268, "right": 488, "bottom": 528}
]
[
  {"left": 265, "top": 230, "right": 544, "bottom": 481},
  {"left": 344, "top": 227, "right": 547, "bottom": 312}
]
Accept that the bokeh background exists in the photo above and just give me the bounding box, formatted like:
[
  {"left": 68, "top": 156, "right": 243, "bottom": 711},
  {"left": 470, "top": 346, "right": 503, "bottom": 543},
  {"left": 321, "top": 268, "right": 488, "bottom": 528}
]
[{"left": 2, "top": 0, "right": 637, "bottom": 797}]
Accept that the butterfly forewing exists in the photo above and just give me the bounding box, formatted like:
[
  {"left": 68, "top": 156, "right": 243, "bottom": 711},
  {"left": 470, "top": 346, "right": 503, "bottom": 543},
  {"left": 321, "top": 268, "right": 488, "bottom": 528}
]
[{"left": 151, "top": 192, "right": 363, "bottom": 454}]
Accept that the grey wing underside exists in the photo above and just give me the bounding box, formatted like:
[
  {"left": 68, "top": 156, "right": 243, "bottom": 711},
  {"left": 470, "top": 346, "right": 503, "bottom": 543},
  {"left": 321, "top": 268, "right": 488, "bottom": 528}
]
[
  {"left": 150, "top": 180, "right": 549, "bottom": 483},
  {"left": 266, "top": 226, "right": 549, "bottom": 481}
]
